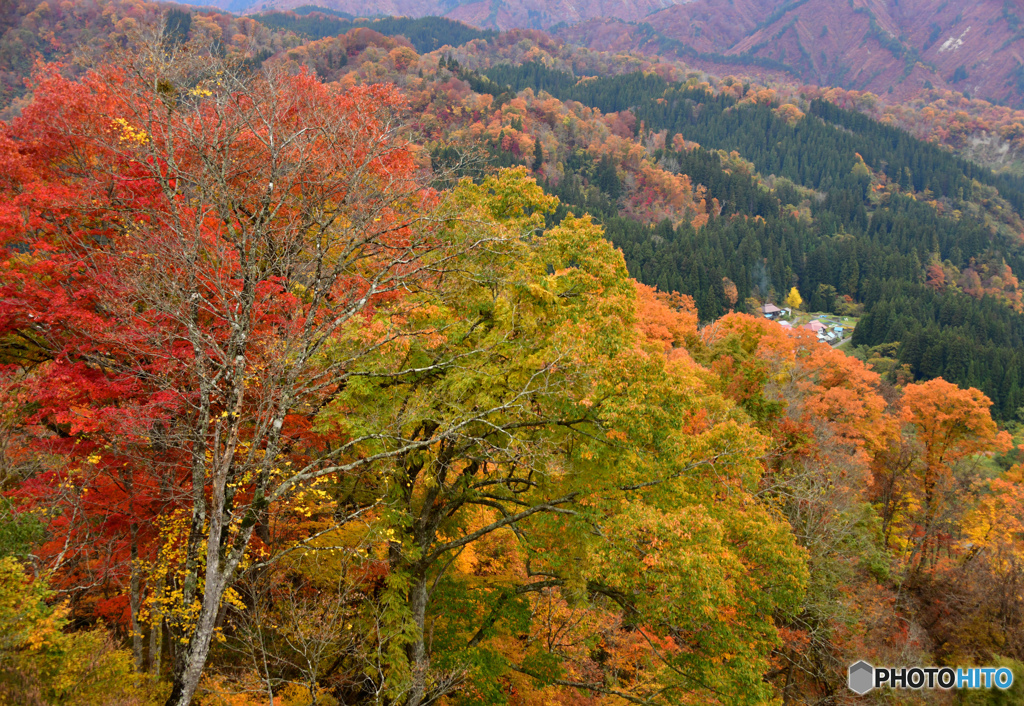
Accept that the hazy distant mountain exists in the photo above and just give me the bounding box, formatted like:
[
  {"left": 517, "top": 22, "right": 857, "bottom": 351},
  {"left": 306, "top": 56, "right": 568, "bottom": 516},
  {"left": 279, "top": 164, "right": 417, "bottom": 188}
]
[
  {"left": 557, "top": 0, "right": 1024, "bottom": 106},
  {"left": 172, "top": 0, "right": 1024, "bottom": 105},
  {"left": 190, "top": 0, "right": 692, "bottom": 30}
]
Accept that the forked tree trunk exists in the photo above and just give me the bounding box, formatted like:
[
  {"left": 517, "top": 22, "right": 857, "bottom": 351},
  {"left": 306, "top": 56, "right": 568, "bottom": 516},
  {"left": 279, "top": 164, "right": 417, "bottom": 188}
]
[{"left": 166, "top": 573, "right": 231, "bottom": 706}]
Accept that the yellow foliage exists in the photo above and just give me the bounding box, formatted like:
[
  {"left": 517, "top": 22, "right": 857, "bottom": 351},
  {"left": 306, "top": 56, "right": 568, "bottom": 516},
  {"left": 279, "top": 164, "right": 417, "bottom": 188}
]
[
  {"left": 0, "top": 557, "right": 163, "bottom": 705},
  {"left": 112, "top": 117, "right": 149, "bottom": 145},
  {"left": 196, "top": 672, "right": 267, "bottom": 706},
  {"left": 785, "top": 287, "right": 803, "bottom": 310},
  {"left": 276, "top": 682, "right": 339, "bottom": 706}
]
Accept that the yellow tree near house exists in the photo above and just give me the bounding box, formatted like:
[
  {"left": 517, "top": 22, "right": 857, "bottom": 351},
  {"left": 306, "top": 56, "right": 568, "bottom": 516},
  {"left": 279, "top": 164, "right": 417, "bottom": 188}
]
[{"left": 785, "top": 287, "right": 803, "bottom": 311}]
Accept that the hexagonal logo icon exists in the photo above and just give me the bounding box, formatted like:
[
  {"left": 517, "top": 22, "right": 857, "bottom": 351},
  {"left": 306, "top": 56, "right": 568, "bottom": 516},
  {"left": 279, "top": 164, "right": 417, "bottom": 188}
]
[{"left": 848, "top": 661, "right": 874, "bottom": 695}]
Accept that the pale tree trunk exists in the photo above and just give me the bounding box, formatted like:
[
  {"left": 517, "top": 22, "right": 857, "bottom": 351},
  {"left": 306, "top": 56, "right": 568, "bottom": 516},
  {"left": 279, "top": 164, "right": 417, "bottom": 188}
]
[
  {"left": 165, "top": 444, "right": 259, "bottom": 706},
  {"left": 166, "top": 612, "right": 219, "bottom": 705},
  {"left": 166, "top": 568, "right": 235, "bottom": 706}
]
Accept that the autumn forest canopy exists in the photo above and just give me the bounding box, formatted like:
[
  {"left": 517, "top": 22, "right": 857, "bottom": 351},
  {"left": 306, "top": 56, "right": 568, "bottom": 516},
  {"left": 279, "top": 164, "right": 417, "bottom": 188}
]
[{"left": 2, "top": 3, "right": 1024, "bottom": 705}]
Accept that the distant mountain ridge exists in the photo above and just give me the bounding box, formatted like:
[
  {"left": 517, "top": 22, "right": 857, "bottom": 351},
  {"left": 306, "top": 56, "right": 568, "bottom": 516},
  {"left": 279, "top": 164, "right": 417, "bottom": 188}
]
[
  {"left": 557, "top": 0, "right": 1024, "bottom": 107},
  {"left": 192, "top": 0, "right": 691, "bottom": 30},
  {"left": 189, "top": 0, "right": 1024, "bottom": 106}
]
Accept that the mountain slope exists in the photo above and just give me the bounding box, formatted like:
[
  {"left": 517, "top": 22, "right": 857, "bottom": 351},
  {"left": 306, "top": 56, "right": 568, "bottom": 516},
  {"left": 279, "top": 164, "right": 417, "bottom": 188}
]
[
  {"left": 559, "top": 0, "right": 1024, "bottom": 107},
  {"left": 183, "top": 0, "right": 1024, "bottom": 105},
  {"left": 187, "top": 0, "right": 690, "bottom": 30},
  {"left": 464, "top": 54, "right": 1024, "bottom": 417}
]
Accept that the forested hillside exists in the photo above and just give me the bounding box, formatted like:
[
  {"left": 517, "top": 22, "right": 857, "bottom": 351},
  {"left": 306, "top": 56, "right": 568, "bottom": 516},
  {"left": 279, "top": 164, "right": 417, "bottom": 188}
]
[
  {"left": 470, "top": 60, "right": 1024, "bottom": 418},
  {"left": 0, "top": 0, "right": 301, "bottom": 114},
  {"left": 253, "top": 10, "right": 496, "bottom": 53},
  {"left": 559, "top": 0, "right": 1024, "bottom": 108},
  {"left": 1, "top": 6, "right": 1024, "bottom": 706},
  {"left": 182, "top": 0, "right": 687, "bottom": 31}
]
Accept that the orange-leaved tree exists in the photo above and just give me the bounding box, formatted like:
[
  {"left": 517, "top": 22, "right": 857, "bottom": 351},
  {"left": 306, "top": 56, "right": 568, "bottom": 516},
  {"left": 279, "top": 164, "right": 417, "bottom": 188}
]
[{"left": 898, "top": 378, "right": 1012, "bottom": 571}]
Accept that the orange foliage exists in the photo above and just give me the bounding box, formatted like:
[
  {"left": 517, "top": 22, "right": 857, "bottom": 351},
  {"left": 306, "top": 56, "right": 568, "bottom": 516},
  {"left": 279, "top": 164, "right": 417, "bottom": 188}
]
[
  {"left": 901, "top": 379, "right": 1012, "bottom": 474},
  {"left": 632, "top": 282, "right": 698, "bottom": 355}
]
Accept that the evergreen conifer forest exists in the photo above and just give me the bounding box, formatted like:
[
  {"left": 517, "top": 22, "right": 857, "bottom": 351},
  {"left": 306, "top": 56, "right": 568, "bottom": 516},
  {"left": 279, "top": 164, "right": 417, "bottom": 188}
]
[{"left": 1, "top": 2, "right": 1024, "bottom": 704}]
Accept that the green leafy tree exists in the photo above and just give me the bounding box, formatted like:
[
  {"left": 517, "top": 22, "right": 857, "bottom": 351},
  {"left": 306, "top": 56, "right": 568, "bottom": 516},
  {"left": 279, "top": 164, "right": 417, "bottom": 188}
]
[{"left": 310, "top": 169, "right": 807, "bottom": 704}]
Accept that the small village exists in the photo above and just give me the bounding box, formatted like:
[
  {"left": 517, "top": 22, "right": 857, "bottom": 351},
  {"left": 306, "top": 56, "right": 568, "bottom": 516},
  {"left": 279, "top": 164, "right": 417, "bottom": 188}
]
[{"left": 758, "top": 303, "right": 852, "bottom": 346}]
